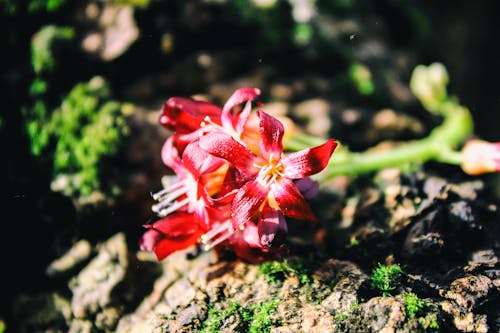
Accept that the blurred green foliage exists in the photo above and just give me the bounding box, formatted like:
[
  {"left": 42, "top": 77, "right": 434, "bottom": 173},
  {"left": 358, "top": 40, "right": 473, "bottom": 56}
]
[
  {"left": 30, "top": 78, "right": 48, "bottom": 96},
  {"left": 113, "top": 0, "right": 150, "bottom": 8},
  {"left": 25, "top": 77, "right": 129, "bottom": 197},
  {"left": 1, "top": 0, "right": 66, "bottom": 14},
  {"left": 28, "top": 0, "right": 66, "bottom": 13},
  {"left": 31, "top": 25, "right": 74, "bottom": 75},
  {"left": 410, "top": 62, "right": 449, "bottom": 114},
  {"left": 349, "top": 63, "right": 375, "bottom": 95}
]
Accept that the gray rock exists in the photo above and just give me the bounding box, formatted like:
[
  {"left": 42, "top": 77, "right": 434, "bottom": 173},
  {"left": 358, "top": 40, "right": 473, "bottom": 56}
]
[{"left": 69, "top": 233, "right": 129, "bottom": 329}]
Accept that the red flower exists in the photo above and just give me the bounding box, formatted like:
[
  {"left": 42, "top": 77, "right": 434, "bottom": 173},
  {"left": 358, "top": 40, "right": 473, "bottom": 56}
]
[
  {"left": 141, "top": 88, "right": 337, "bottom": 262},
  {"left": 153, "top": 140, "right": 225, "bottom": 228},
  {"left": 199, "top": 110, "right": 337, "bottom": 231}
]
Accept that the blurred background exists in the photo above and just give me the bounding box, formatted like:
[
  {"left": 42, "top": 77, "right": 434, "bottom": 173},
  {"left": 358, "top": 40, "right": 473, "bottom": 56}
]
[{"left": 1, "top": 0, "right": 499, "bottom": 329}]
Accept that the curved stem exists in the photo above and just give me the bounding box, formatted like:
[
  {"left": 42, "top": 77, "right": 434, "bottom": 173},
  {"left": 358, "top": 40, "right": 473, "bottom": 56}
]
[{"left": 287, "top": 101, "right": 474, "bottom": 181}]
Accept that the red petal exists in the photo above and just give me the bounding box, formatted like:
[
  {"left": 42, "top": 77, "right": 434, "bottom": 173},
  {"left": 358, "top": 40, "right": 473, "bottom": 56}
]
[
  {"left": 148, "top": 212, "right": 202, "bottom": 237},
  {"left": 153, "top": 232, "right": 201, "bottom": 260},
  {"left": 139, "top": 228, "right": 162, "bottom": 252},
  {"left": 160, "top": 97, "right": 221, "bottom": 133},
  {"left": 272, "top": 178, "right": 317, "bottom": 221},
  {"left": 199, "top": 132, "right": 257, "bottom": 175},
  {"left": 258, "top": 205, "right": 288, "bottom": 248},
  {"left": 182, "top": 141, "right": 224, "bottom": 176},
  {"left": 257, "top": 110, "right": 284, "bottom": 159},
  {"left": 242, "top": 222, "right": 262, "bottom": 248},
  {"left": 161, "top": 136, "right": 182, "bottom": 172},
  {"left": 221, "top": 88, "right": 261, "bottom": 129},
  {"left": 235, "top": 101, "right": 252, "bottom": 134},
  {"left": 220, "top": 165, "right": 254, "bottom": 195},
  {"left": 145, "top": 212, "right": 205, "bottom": 260},
  {"left": 283, "top": 139, "right": 337, "bottom": 178},
  {"left": 231, "top": 180, "right": 269, "bottom": 229}
]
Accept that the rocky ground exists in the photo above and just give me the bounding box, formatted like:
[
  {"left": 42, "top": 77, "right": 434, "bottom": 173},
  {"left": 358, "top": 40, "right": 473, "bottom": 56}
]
[
  {"left": 6, "top": 95, "right": 500, "bottom": 333},
  {"left": 2, "top": 2, "right": 500, "bottom": 332}
]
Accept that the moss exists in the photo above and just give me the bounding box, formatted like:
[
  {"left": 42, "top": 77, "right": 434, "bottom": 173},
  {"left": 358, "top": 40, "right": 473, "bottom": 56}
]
[
  {"left": 30, "top": 78, "right": 48, "bottom": 96},
  {"left": 28, "top": 0, "right": 66, "bottom": 13},
  {"left": 201, "top": 299, "right": 280, "bottom": 333},
  {"left": 25, "top": 76, "right": 129, "bottom": 197},
  {"left": 257, "top": 258, "right": 311, "bottom": 284},
  {"left": 248, "top": 299, "right": 281, "bottom": 333},
  {"left": 31, "top": 25, "right": 74, "bottom": 74},
  {"left": 403, "top": 293, "right": 440, "bottom": 331},
  {"left": 1, "top": 0, "right": 66, "bottom": 14},
  {"left": 370, "top": 263, "right": 403, "bottom": 297},
  {"left": 403, "top": 292, "right": 427, "bottom": 318}
]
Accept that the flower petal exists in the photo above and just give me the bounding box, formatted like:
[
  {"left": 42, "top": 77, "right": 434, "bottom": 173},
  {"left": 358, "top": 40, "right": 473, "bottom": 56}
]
[
  {"left": 283, "top": 139, "right": 337, "bottom": 178},
  {"left": 161, "top": 136, "right": 182, "bottom": 172},
  {"left": 141, "top": 212, "right": 205, "bottom": 260},
  {"left": 231, "top": 180, "right": 269, "bottom": 229},
  {"left": 257, "top": 110, "right": 284, "bottom": 159},
  {"left": 160, "top": 97, "right": 221, "bottom": 133},
  {"left": 147, "top": 212, "right": 203, "bottom": 236},
  {"left": 139, "top": 228, "right": 162, "bottom": 252},
  {"left": 272, "top": 178, "right": 317, "bottom": 221},
  {"left": 228, "top": 223, "right": 285, "bottom": 264},
  {"left": 221, "top": 87, "right": 261, "bottom": 129},
  {"left": 182, "top": 140, "right": 224, "bottom": 176},
  {"left": 153, "top": 232, "right": 202, "bottom": 260},
  {"left": 199, "top": 132, "right": 257, "bottom": 175},
  {"left": 235, "top": 101, "right": 252, "bottom": 134},
  {"left": 242, "top": 222, "right": 262, "bottom": 248},
  {"left": 294, "top": 177, "right": 320, "bottom": 200},
  {"left": 258, "top": 205, "right": 288, "bottom": 248}
]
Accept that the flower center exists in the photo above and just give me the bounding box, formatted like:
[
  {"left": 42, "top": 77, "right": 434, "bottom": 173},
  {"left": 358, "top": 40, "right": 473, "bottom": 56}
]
[{"left": 254, "top": 155, "right": 285, "bottom": 186}]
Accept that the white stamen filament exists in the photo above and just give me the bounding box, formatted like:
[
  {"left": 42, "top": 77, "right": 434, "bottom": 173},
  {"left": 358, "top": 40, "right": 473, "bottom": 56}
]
[
  {"left": 158, "top": 197, "right": 190, "bottom": 217},
  {"left": 152, "top": 179, "right": 188, "bottom": 200},
  {"left": 151, "top": 186, "right": 190, "bottom": 213},
  {"left": 201, "top": 116, "right": 244, "bottom": 144},
  {"left": 200, "top": 221, "right": 235, "bottom": 250}
]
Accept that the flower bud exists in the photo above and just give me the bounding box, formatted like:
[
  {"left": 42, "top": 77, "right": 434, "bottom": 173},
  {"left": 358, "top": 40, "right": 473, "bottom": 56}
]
[
  {"left": 461, "top": 140, "right": 500, "bottom": 175},
  {"left": 410, "top": 62, "right": 449, "bottom": 113}
]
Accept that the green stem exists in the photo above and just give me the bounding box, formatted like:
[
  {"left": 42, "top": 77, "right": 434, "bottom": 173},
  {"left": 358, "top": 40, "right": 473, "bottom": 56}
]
[
  {"left": 284, "top": 132, "right": 328, "bottom": 151},
  {"left": 294, "top": 100, "right": 473, "bottom": 181}
]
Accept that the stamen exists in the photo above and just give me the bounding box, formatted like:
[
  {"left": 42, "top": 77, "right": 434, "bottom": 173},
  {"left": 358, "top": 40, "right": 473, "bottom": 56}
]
[
  {"left": 254, "top": 160, "right": 284, "bottom": 187},
  {"left": 152, "top": 186, "right": 189, "bottom": 212},
  {"left": 202, "top": 116, "right": 244, "bottom": 144},
  {"left": 152, "top": 179, "right": 187, "bottom": 200},
  {"left": 200, "top": 221, "right": 235, "bottom": 250},
  {"left": 202, "top": 116, "right": 225, "bottom": 131},
  {"left": 158, "top": 197, "right": 190, "bottom": 217}
]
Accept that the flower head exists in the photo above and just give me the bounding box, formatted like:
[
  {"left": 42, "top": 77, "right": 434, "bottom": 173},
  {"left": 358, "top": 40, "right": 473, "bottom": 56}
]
[
  {"left": 461, "top": 139, "right": 500, "bottom": 175},
  {"left": 141, "top": 88, "right": 337, "bottom": 263},
  {"left": 199, "top": 110, "right": 336, "bottom": 243}
]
